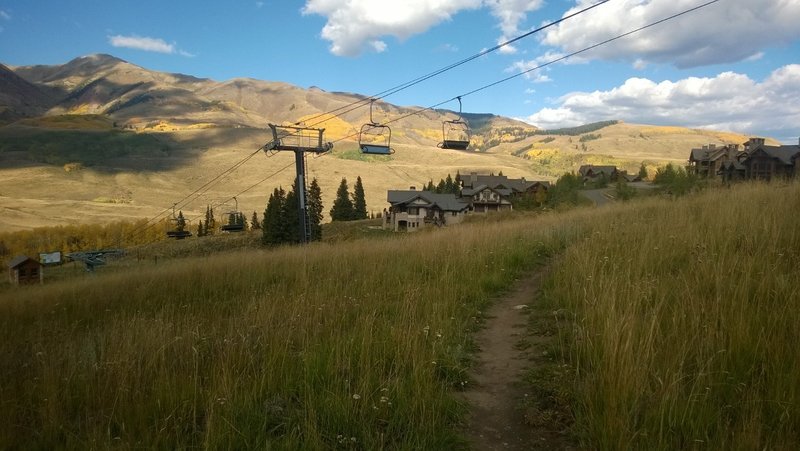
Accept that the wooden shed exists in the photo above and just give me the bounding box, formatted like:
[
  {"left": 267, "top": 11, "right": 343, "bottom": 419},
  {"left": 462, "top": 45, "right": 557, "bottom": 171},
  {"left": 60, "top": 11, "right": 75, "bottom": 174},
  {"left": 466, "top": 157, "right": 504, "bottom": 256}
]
[{"left": 7, "top": 255, "right": 43, "bottom": 285}]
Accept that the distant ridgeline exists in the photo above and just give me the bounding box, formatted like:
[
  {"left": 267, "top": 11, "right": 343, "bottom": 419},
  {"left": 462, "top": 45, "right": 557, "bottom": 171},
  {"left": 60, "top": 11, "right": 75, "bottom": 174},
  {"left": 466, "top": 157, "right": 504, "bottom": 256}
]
[
  {"left": 461, "top": 115, "right": 619, "bottom": 152},
  {"left": 534, "top": 120, "right": 620, "bottom": 136}
]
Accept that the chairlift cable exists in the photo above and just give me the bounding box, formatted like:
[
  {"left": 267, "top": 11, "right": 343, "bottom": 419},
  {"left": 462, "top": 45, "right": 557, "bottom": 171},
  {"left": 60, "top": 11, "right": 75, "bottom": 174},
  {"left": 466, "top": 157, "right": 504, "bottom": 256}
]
[
  {"left": 132, "top": 0, "right": 612, "bottom": 239},
  {"left": 310, "top": 0, "right": 721, "bottom": 155},
  {"left": 132, "top": 0, "right": 715, "bottom": 243}
]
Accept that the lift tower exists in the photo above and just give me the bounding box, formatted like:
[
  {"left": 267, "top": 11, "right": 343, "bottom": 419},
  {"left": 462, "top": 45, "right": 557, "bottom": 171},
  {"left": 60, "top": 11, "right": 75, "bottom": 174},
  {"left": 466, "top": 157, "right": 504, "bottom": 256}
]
[{"left": 264, "top": 124, "right": 333, "bottom": 243}]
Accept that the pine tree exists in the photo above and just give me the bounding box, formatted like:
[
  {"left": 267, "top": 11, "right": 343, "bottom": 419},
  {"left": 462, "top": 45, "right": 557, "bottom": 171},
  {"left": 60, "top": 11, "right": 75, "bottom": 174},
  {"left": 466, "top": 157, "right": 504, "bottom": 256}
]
[
  {"left": 352, "top": 176, "right": 368, "bottom": 220},
  {"left": 282, "top": 182, "right": 300, "bottom": 243},
  {"left": 197, "top": 219, "right": 205, "bottom": 237},
  {"left": 330, "top": 178, "right": 354, "bottom": 221},
  {"left": 307, "top": 178, "right": 324, "bottom": 241},
  {"left": 204, "top": 205, "right": 216, "bottom": 236},
  {"left": 638, "top": 162, "right": 648, "bottom": 180},
  {"left": 425, "top": 180, "right": 435, "bottom": 191},
  {"left": 436, "top": 178, "right": 446, "bottom": 193},
  {"left": 262, "top": 187, "right": 285, "bottom": 246},
  {"left": 175, "top": 211, "right": 186, "bottom": 232},
  {"left": 444, "top": 174, "right": 457, "bottom": 194},
  {"left": 455, "top": 171, "right": 462, "bottom": 189},
  {"left": 250, "top": 211, "right": 261, "bottom": 230}
]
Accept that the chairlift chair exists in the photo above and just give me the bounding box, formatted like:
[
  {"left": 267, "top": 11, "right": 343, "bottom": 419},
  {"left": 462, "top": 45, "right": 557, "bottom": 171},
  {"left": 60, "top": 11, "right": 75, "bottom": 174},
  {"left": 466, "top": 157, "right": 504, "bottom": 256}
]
[
  {"left": 438, "top": 96, "right": 471, "bottom": 150},
  {"left": 359, "top": 99, "right": 394, "bottom": 155},
  {"left": 220, "top": 197, "right": 246, "bottom": 232},
  {"left": 167, "top": 205, "right": 192, "bottom": 239}
]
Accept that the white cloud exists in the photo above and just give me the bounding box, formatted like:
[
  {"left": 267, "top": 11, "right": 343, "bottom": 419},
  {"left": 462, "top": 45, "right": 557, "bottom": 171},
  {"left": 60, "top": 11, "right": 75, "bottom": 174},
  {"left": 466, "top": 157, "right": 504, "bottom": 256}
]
[
  {"left": 303, "top": 0, "right": 483, "bottom": 56},
  {"left": 507, "top": 51, "right": 573, "bottom": 83},
  {"left": 303, "top": 0, "right": 547, "bottom": 57},
  {"left": 108, "top": 34, "right": 194, "bottom": 57},
  {"left": 522, "top": 65, "right": 800, "bottom": 139},
  {"left": 485, "top": 0, "right": 545, "bottom": 54},
  {"left": 542, "top": 0, "right": 800, "bottom": 68},
  {"left": 109, "top": 35, "right": 175, "bottom": 53},
  {"left": 0, "top": 10, "right": 10, "bottom": 20}
]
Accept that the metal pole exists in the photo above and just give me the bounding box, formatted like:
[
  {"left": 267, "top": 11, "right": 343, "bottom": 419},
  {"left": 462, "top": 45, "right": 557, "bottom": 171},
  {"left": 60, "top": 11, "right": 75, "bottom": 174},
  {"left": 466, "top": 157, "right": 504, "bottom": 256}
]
[{"left": 294, "top": 150, "right": 308, "bottom": 243}]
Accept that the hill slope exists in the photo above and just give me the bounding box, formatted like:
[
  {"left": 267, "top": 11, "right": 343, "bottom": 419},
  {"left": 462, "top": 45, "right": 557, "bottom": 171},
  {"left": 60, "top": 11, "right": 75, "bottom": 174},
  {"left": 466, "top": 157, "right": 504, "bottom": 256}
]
[{"left": 0, "top": 54, "right": 763, "bottom": 231}]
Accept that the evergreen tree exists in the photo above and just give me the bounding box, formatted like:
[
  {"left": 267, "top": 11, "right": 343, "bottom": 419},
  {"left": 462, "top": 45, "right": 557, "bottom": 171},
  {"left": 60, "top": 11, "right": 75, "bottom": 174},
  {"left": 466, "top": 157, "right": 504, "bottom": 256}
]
[
  {"left": 352, "top": 176, "right": 368, "bottom": 220},
  {"left": 204, "top": 205, "right": 216, "bottom": 235},
  {"left": 330, "top": 178, "right": 354, "bottom": 221},
  {"left": 197, "top": 219, "right": 205, "bottom": 237},
  {"left": 425, "top": 180, "right": 435, "bottom": 191},
  {"left": 262, "top": 187, "right": 286, "bottom": 246},
  {"left": 445, "top": 173, "right": 460, "bottom": 194},
  {"left": 282, "top": 182, "right": 300, "bottom": 243},
  {"left": 454, "top": 171, "right": 462, "bottom": 189},
  {"left": 638, "top": 162, "right": 648, "bottom": 180},
  {"left": 250, "top": 211, "right": 261, "bottom": 230},
  {"left": 307, "top": 178, "right": 324, "bottom": 241},
  {"left": 175, "top": 211, "right": 187, "bottom": 232},
  {"left": 436, "top": 178, "right": 446, "bottom": 193}
]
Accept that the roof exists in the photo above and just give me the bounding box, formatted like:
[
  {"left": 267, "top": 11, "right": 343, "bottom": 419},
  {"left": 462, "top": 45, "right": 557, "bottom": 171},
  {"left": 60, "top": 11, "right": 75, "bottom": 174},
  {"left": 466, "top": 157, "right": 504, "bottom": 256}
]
[
  {"left": 461, "top": 173, "right": 549, "bottom": 193},
  {"left": 7, "top": 255, "right": 41, "bottom": 269},
  {"left": 689, "top": 148, "right": 710, "bottom": 162},
  {"left": 579, "top": 165, "right": 617, "bottom": 177},
  {"left": 743, "top": 145, "right": 800, "bottom": 166},
  {"left": 387, "top": 190, "right": 469, "bottom": 212}
]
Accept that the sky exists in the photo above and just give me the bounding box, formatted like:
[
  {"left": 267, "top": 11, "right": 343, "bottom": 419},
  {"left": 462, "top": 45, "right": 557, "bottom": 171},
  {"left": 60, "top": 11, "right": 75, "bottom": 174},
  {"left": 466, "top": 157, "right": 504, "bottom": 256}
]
[{"left": 0, "top": 0, "right": 799, "bottom": 143}]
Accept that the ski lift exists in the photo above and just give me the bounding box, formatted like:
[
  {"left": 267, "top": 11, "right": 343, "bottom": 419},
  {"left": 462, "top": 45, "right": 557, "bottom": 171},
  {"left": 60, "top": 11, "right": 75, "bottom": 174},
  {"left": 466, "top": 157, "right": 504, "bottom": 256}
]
[
  {"left": 167, "top": 205, "right": 192, "bottom": 239},
  {"left": 438, "top": 96, "right": 470, "bottom": 150},
  {"left": 220, "top": 197, "right": 246, "bottom": 232},
  {"left": 359, "top": 99, "right": 394, "bottom": 155}
]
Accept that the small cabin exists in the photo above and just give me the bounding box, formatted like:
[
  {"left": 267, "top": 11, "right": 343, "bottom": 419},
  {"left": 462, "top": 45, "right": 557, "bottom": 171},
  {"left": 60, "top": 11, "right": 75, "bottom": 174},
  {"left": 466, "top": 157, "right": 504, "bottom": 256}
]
[{"left": 7, "top": 255, "right": 44, "bottom": 285}]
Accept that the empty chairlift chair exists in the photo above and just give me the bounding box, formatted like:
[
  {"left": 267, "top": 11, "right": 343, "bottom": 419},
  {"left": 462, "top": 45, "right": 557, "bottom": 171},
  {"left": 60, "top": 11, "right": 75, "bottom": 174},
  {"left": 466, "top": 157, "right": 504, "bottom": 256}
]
[
  {"left": 166, "top": 206, "right": 192, "bottom": 239},
  {"left": 359, "top": 99, "right": 394, "bottom": 155},
  {"left": 220, "top": 197, "right": 246, "bottom": 232},
  {"left": 438, "top": 96, "right": 471, "bottom": 150}
]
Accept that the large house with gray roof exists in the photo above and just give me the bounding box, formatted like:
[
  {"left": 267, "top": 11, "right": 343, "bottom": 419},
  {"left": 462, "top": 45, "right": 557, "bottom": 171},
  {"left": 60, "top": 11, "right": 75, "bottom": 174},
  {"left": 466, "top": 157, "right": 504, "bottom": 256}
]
[
  {"left": 459, "top": 173, "right": 549, "bottom": 212},
  {"left": 384, "top": 189, "right": 470, "bottom": 232},
  {"left": 689, "top": 138, "right": 800, "bottom": 181}
]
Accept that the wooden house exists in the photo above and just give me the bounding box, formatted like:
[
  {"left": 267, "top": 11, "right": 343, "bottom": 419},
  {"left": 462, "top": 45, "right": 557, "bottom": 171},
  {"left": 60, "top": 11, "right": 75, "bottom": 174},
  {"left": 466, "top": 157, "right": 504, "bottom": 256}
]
[
  {"left": 740, "top": 138, "right": 800, "bottom": 181},
  {"left": 461, "top": 184, "right": 513, "bottom": 212},
  {"left": 578, "top": 165, "right": 618, "bottom": 183},
  {"left": 460, "top": 172, "right": 549, "bottom": 211},
  {"left": 7, "top": 255, "right": 43, "bottom": 285},
  {"left": 385, "top": 189, "right": 469, "bottom": 232},
  {"left": 688, "top": 144, "right": 743, "bottom": 178}
]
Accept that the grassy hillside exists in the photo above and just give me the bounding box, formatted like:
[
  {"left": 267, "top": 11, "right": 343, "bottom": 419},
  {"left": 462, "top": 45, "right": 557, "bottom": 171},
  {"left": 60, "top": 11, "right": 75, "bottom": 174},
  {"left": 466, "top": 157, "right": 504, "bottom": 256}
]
[
  {"left": 1, "top": 182, "right": 797, "bottom": 449},
  {"left": 543, "top": 182, "right": 800, "bottom": 449}
]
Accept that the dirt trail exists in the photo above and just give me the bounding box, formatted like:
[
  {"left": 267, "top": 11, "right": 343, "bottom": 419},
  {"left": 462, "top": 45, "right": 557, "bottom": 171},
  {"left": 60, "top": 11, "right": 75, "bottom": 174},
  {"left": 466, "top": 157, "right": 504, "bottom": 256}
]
[{"left": 460, "top": 269, "right": 569, "bottom": 450}]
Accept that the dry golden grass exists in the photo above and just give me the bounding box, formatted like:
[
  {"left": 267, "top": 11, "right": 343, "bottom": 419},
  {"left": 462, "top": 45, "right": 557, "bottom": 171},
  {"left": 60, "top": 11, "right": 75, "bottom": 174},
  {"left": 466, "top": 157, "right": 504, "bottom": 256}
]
[
  {"left": 0, "top": 210, "right": 585, "bottom": 449},
  {"left": 544, "top": 182, "right": 800, "bottom": 449}
]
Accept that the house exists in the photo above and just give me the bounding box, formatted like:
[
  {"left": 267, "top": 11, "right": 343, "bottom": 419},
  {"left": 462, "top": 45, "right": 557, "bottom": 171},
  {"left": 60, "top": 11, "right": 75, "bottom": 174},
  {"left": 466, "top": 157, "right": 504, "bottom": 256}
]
[
  {"left": 739, "top": 138, "right": 800, "bottom": 181},
  {"left": 7, "top": 255, "right": 43, "bottom": 285},
  {"left": 688, "top": 144, "right": 742, "bottom": 178},
  {"left": 578, "top": 165, "right": 618, "bottom": 183},
  {"left": 385, "top": 189, "right": 470, "bottom": 232},
  {"left": 459, "top": 172, "right": 549, "bottom": 211},
  {"left": 461, "top": 184, "right": 513, "bottom": 212}
]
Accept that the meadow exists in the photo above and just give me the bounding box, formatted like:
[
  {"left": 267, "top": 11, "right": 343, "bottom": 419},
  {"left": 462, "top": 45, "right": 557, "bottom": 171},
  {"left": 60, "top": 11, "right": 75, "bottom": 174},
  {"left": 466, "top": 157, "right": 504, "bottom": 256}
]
[{"left": 1, "top": 182, "right": 797, "bottom": 449}]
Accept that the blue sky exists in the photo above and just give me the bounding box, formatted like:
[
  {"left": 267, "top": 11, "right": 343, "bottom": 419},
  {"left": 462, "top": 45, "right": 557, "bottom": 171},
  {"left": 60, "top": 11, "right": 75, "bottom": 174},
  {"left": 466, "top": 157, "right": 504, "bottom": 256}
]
[{"left": 1, "top": 0, "right": 799, "bottom": 142}]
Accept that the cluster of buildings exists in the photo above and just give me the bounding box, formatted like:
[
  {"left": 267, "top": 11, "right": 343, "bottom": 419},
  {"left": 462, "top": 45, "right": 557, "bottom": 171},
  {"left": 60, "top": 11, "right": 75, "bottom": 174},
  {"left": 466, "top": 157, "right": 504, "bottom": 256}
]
[
  {"left": 688, "top": 137, "right": 800, "bottom": 181},
  {"left": 383, "top": 173, "right": 549, "bottom": 232}
]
